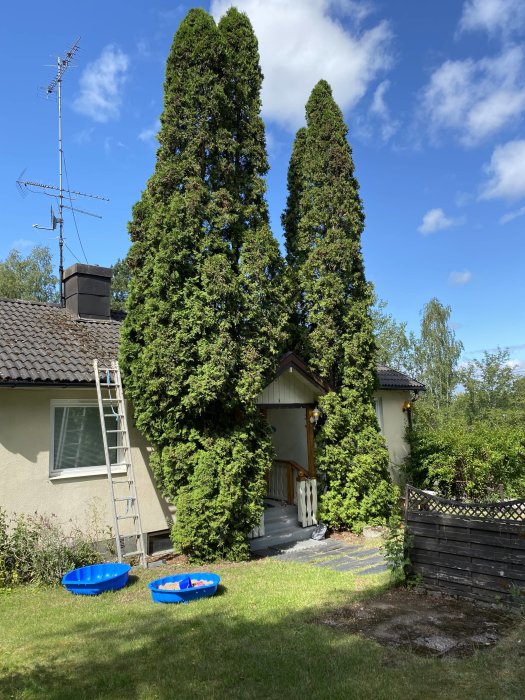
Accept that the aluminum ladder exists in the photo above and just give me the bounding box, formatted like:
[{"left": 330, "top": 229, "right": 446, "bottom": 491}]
[{"left": 94, "top": 359, "right": 146, "bottom": 566}]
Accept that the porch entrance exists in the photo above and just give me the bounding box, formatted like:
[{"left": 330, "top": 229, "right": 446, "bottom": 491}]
[{"left": 264, "top": 407, "right": 317, "bottom": 531}]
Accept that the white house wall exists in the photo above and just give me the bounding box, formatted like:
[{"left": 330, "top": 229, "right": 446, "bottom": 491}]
[
  {"left": 0, "top": 387, "right": 173, "bottom": 537},
  {"left": 375, "top": 390, "right": 411, "bottom": 482},
  {"left": 256, "top": 369, "right": 318, "bottom": 405},
  {"left": 267, "top": 408, "right": 309, "bottom": 471}
]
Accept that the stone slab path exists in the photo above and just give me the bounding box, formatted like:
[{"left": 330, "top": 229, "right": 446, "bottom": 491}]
[{"left": 253, "top": 538, "right": 388, "bottom": 576}]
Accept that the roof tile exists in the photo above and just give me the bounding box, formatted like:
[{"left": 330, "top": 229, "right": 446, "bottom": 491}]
[
  {"left": 0, "top": 298, "right": 425, "bottom": 391},
  {"left": 0, "top": 298, "right": 120, "bottom": 385}
]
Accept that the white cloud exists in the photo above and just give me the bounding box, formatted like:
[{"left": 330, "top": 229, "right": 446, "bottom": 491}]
[
  {"left": 210, "top": 0, "right": 393, "bottom": 130},
  {"left": 448, "top": 270, "right": 472, "bottom": 286},
  {"left": 420, "top": 46, "right": 525, "bottom": 145},
  {"left": 480, "top": 140, "right": 525, "bottom": 200},
  {"left": 138, "top": 120, "right": 160, "bottom": 144},
  {"left": 369, "top": 80, "right": 399, "bottom": 141},
  {"left": 459, "top": 0, "right": 525, "bottom": 37},
  {"left": 500, "top": 205, "right": 525, "bottom": 223},
  {"left": 73, "top": 46, "right": 129, "bottom": 123},
  {"left": 73, "top": 127, "right": 95, "bottom": 145},
  {"left": 418, "top": 208, "right": 461, "bottom": 234}
]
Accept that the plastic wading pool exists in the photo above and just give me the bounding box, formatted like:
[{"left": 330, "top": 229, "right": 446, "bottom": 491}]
[
  {"left": 62, "top": 563, "right": 131, "bottom": 595},
  {"left": 148, "top": 573, "right": 220, "bottom": 603}
]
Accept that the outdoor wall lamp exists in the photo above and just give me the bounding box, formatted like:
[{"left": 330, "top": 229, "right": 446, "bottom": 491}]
[
  {"left": 310, "top": 407, "right": 322, "bottom": 426},
  {"left": 402, "top": 400, "right": 411, "bottom": 412}
]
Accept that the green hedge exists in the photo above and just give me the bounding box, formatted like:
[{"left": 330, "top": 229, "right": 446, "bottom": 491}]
[{"left": 406, "top": 418, "right": 525, "bottom": 500}]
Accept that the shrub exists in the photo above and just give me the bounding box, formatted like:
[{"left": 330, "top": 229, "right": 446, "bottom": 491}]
[
  {"left": 0, "top": 508, "right": 101, "bottom": 587},
  {"left": 383, "top": 517, "right": 412, "bottom": 584},
  {"left": 405, "top": 417, "right": 525, "bottom": 499}
]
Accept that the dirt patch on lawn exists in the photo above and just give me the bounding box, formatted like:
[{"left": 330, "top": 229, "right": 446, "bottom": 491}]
[{"left": 317, "top": 588, "right": 516, "bottom": 657}]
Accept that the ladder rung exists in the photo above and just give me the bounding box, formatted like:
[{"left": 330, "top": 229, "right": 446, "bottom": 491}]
[
  {"left": 111, "top": 479, "right": 132, "bottom": 484},
  {"left": 114, "top": 497, "right": 135, "bottom": 502},
  {"left": 101, "top": 398, "right": 123, "bottom": 404},
  {"left": 117, "top": 515, "right": 138, "bottom": 520},
  {"left": 106, "top": 429, "right": 125, "bottom": 433},
  {"left": 104, "top": 413, "right": 123, "bottom": 418},
  {"left": 107, "top": 445, "right": 128, "bottom": 450}
]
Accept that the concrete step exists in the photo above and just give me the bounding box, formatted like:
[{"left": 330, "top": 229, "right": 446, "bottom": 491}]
[
  {"left": 250, "top": 524, "right": 316, "bottom": 552},
  {"left": 264, "top": 520, "right": 301, "bottom": 535},
  {"left": 264, "top": 506, "right": 297, "bottom": 523}
]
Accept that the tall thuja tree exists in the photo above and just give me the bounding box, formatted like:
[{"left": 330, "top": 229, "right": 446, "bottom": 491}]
[
  {"left": 283, "top": 80, "right": 395, "bottom": 530},
  {"left": 282, "top": 127, "right": 309, "bottom": 357},
  {"left": 173, "top": 8, "right": 287, "bottom": 558},
  {"left": 120, "top": 9, "right": 285, "bottom": 561}
]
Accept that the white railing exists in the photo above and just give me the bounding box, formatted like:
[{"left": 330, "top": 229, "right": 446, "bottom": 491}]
[
  {"left": 268, "top": 460, "right": 289, "bottom": 502},
  {"left": 297, "top": 478, "right": 318, "bottom": 527}
]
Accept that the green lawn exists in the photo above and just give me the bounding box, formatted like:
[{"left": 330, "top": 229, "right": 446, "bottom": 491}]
[{"left": 1, "top": 559, "right": 524, "bottom": 699}]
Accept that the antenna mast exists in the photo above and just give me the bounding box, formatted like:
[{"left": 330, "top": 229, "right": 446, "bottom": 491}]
[
  {"left": 51, "top": 38, "right": 79, "bottom": 306},
  {"left": 16, "top": 38, "right": 109, "bottom": 306}
]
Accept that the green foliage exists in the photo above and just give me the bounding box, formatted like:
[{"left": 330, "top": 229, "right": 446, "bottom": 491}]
[
  {"left": 283, "top": 80, "right": 395, "bottom": 530},
  {"left": 457, "top": 348, "right": 516, "bottom": 422},
  {"left": 414, "top": 298, "right": 463, "bottom": 409},
  {"left": 371, "top": 295, "right": 417, "bottom": 374},
  {"left": 0, "top": 508, "right": 100, "bottom": 587},
  {"left": 383, "top": 517, "right": 412, "bottom": 585},
  {"left": 111, "top": 257, "right": 131, "bottom": 312},
  {"left": 407, "top": 345, "right": 525, "bottom": 499},
  {"left": 0, "top": 245, "right": 59, "bottom": 303},
  {"left": 406, "top": 415, "right": 525, "bottom": 499},
  {"left": 120, "top": 8, "right": 286, "bottom": 561}
]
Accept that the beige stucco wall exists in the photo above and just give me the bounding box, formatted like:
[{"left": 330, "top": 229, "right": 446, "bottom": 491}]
[
  {"left": 0, "top": 385, "right": 412, "bottom": 534},
  {"left": 375, "top": 390, "right": 411, "bottom": 482},
  {"left": 0, "top": 387, "right": 173, "bottom": 537}
]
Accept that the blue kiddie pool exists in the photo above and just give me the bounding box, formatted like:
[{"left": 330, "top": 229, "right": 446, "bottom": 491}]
[
  {"left": 148, "top": 572, "right": 220, "bottom": 604},
  {"left": 62, "top": 563, "right": 131, "bottom": 596}
]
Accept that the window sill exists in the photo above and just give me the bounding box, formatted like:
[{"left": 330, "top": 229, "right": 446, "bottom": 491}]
[{"left": 49, "top": 465, "right": 127, "bottom": 481}]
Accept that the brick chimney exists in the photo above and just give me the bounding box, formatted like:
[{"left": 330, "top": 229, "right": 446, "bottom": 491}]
[{"left": 63, "top": 263, "right": 112, "bottom": 320}]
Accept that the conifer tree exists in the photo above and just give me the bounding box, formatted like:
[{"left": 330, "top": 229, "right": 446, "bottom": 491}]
[
  {"left": 283, "top": 80, "right": 395, "bottom": 530},
  {"left": 120, "top": 8, "right": 285, "bottom": 561}
]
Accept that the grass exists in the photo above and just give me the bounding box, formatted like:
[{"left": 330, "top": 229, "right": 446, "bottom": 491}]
[{"left": 1, "top": 559, "right": 524, "bottom": 699}]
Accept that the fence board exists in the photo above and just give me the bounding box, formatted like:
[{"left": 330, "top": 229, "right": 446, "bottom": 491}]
[
  {"left": 412, "top": 536, "right": 525, "bottom": 564},
  {"left": 406, "top": 486, "right": 525, "bottom": 606},
  {"left": 411, "top": 549, "right": 525, "bottom": 582}
]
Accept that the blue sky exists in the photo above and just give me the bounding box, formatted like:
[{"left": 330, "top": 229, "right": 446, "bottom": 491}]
[{"left": 1, "top": 0, "right": 524, "bottom": 371}]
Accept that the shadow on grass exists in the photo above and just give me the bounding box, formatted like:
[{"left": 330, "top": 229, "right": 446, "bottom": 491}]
[{"left": 1, "top": 580, "right": 523, "bottom": 700}]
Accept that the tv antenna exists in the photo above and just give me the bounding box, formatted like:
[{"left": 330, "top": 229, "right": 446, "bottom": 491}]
[{"left": 16, "top": 38, "right": 109, "bottom": 306}]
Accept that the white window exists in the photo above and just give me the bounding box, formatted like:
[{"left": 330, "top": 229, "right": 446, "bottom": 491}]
[
  {"left": 374, "top": 398, "right": 384, "bottom": 434},
  {"left": 50, "top": 399, "right": 126, "bottom": 478}
]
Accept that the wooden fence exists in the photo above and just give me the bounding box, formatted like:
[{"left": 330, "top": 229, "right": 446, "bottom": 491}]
[{"left": 405, "top": 486, "right": 525, "bottom": 606}]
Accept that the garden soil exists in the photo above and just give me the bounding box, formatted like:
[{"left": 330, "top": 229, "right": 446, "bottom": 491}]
[{"left": 317, "top": 588, "right": 517, "bottom": 657}]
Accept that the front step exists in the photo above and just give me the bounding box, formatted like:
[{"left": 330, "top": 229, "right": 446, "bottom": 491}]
[{"left": 250, "top": 504, "right": 316, "bottom": 552}]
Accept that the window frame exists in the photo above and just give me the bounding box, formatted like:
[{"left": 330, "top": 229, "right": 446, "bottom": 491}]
[
  {"left": 374, "top": 397, "right": 384, "bottom": 434},
  {"left": 49, "top": 398, "right": 126, "bottom": 479}
]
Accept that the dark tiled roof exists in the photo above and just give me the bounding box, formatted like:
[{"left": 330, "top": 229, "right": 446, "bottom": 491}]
[
  {"left": 376, "top": 365, "right": 425, "bottom": 391},
  {"left": 0, "top": 298, "right": 120, "bottom": 384},
  {"left": 277, "top": 351, "right": 424, "bottom": 393},
  {"left": 0, "top": 298, "right": 425, "bottom": 391}
]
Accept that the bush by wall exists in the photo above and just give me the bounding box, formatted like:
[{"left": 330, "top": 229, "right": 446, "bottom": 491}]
[{"left": 0, "top": 508, "right": 101, "bottom": 587}]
